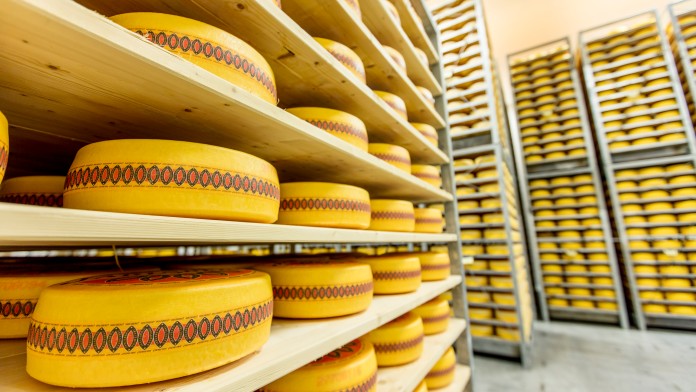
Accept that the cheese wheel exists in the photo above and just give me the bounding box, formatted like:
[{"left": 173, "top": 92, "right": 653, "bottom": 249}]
[
  {"left": 412, "top": 296, "right": 449, "bottom": 335},
  {"left": 414, "top": 47, "right": 428, "bottom": 67},
  {"left": 366, "top": 312, "right": 424, "bottom": 366},
  {"left": 278, "top": 182, "right": 370, "bottom": 229},
  {"left": 254, "top": 261, "right": 372, "bottom": 318},
  {"left": 315, "top": 37, "right": 366, "bottom": 83},
  {"left": 470, "top": 324, "right": 494, "bottom": 336},
  {"left": 383, "top": 0, "right": 400, "bottom": 22},
  {"left": 369, "top": 199, "right": 415, "bottom": 232},
  {"left": 374, "top": 90, "right": 408, "bottom": 121},
  {"left": 26, "top": 269, "right": 272, "bottom": 387},
  {"left": 0, "top": 111, "right": 7, "bottom": 185},
  {"left": 0, "top": 176, "right": 64, "bottom": 207},
  {"left": 411, "top": 122, "right": 439, "bottom": 146},
  {"left": 363, "top": 254, "right": 421, "bottom": 294},
  {"left": 414, "top": 251, "right": 451, "bottom": 281},
  {"left": 384, "top": 45, "right": 407, "bottom": 72},
  {"left": 414, "top": 208, "right": 444, "bottom": 233},
  {"left": 425, "top": 347, "right": 456, "bottom": 389},
  {"left": 368, "top": 143, "right": 412, "bottom": 173},
  {"left": 286, "top": 107, "right": 368, "bottom": 151},
  {"left": 412, "top": 164, "right": 442, "bottom": 188},
  {"left": 111, "top": 13, "right": 276, "bottom": 105},
  {"left": 64, "top": 140, "right": 279, "bottom": 221},
  {"left": 342, "top": 0, "right": 361, "bottom": 18},
  {"left": 417, "top": 86, "right": 436, "bottom": 108},
  {"left": 261, "top": 338, "right": 377, "bottom": 392}
]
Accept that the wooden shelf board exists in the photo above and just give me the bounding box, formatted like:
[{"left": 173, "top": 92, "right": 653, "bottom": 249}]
[
  {"left": 0, "top": 203, "right": 457, "bottom": 249},
  {"left": 0, "top": 277, "right": 462, "bottom": 392},
  {"left": 360, "top": 0, "right": 442, "bottom": 94},
  {"left": 377, "top": 318, "right": 466, "bottom": 392},
  {"left": 391, "top": 0, "right": 439, "bottom": 65},
  {"left": 281, "top": 0, "right": 445, "bottom": 128}
]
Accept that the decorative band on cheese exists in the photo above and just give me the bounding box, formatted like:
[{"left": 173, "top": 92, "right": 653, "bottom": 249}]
[
  {"left": 0, "top": 176, "right": 64, "bottom": 207},
  {"left": 369, "top": 143, "right": 412, "bottom": 173},
  {"left": 63, "top": 140, "right": 279, "bottom": 222},
  {"left": 412, "top": 164, "right": 442, "bottom": 188},
  {"left": 411, "top": 122, "right": 438, "bottom": 146},
  {"left": 367, "top": 312, "right": 424, "bottom": 366},
  {"left": 414, "top": 208, "right": 444, "bottom": 233},
  {"left": 26, "top": 269, "right": 273, "bottom": 387},
  {"left": 425, "top": 347, "right": 456, "bottom": 389},
  {"left": 384, "top": 45, "right": 407, "bottom": 72},
  {"left": 414, "top": 251, "right": 451, "bottom": 281},
  {"left": 261, "top": 338, "right": 377, "bottom": 392},
  {"left": 278, "top": 182, "right": 370, "bottom": 229},
  {"left": 286, "top": 107, "right": 368, "bottom": 151},
  {"left": 412, "top": 296, "right": 450, "bottom": 335},
  {"left": 416, "top": 86, "right": 435, "bottom": 107},
  {"left": 111, "top": 13, "right": 277, "bottom": 105},
  {"left": 0, "top": 111, "right": 7, "bottom": 185},
  {"left": 363, "top": 254, "right": 421, "bottom": 294},
  {"left": 253, "top": 261, "right": 372, "bottom": 318},
  {"left": 315, "top": 37, "right": 366, "bottom": 83},
  {"left": 342, "top": 0, "right": 362, "bottom": 18},
  {"left": 374, "top": 90, "right": 408, "bottom": 121},
  {"left": 369, "top": 199, "right": 415, "bottom": 232}
]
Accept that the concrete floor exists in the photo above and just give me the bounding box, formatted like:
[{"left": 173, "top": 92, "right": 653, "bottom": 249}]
[{"left": 473, "top": 321, "right": 696, "bottom": 392}]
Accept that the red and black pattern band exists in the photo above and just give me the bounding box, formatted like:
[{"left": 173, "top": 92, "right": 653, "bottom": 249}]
[
  {"left": 27, "top": 300, "right": 272, "bottom": 356},
  {"left": 272, "top": 281, "right": 373, "bottom": 300},
  {"left": 1, "top": 299, "right": 36, "bottom": 319},
  {"left": 421, "top": 264, "right": 449, "bottom": 271},
  {"left": 373, "top": 270, "right": 421, "bottom": 280},
  {"left": 379, "top": 98, "right": 407, "bottom": 114},
  {"left": 0, "top": 193, "right": 63, "bottom": 207},
  {"left": 427, "top": 363, "right": 456, "bottom": 378},
  {"left": 371, "top": 211, "right": 415, "bottom": 220},
  {"left": 413, "top": 172, "right": 441, "bottom": 180},
  {"left": 64, "top": 163, "right": 280, "bottom": 201},
  {"left": 306, "top": 119, "right": 369, "bottom": 143},
  {"left": 422, "top": 313, "right": 450, "bottom": 323},
  {"left": 373, "top": 334, "right": 424, "bottom": 353},
  {"left": 370, "top": 153, "right": 411, "bottom": 165},
  {"left": 280, "top": 198, "right": 371, "bottom": 213},
  {"left": 326, "top": 49, "right": 366, "bottom": 79},
  {"left": 416, "top": 217, "right": 443, "bottom": 224},
  {"left": 0, "top": 143, "right": 7, "bottom": 173}
]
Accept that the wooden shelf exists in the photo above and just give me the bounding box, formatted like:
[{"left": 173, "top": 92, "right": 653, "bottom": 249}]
[
  {"left": 0, "top": 203, "right": 457, "bottom": 249},
  {"left": 377, "top": 318, "right": 466, "bottom": 392},
  {"left": 391, "top": 0, "right": 439, "bottom": 65},
  {"left": 0, "top": 277, "right": 461, "bottom": 392},
  {"left": 281, "top": 0, "right": 445, "bottom": 128},
  {"left": 360, "top": 0, "right": 442, "bottom": 95}
]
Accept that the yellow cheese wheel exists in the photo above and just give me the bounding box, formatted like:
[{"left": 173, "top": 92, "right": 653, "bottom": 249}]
[
  {"left": 278, "top": 182, "right": 370, "bottom": 229},
  {"left": 493, "top": 293, "right": 516, "bottom": 306},
  {"left": 412, "top": 164, "right": 442, "bottom": 188},
  {"left": 497, "top": 327, "right": 521, "bottom": 341},
  {"left": 412, "top": 296, "right": 450, "bottom": 335},
  {"left": 417, "top": 86, "right": 436, "bottom": 107},
  {"left": 261, "top": 337, "right": 377, "bottom": 391},
  {"left": 383, "top": 0, "right": 400, "bottom": 22},
  {"left": 363, "top": 254, "right": 421, "bottom": 294},
  {"left": 111, "top": 13, "right": 276, "bottom": 105},
  {"left": 254, "top": 261, "right": 372, "bottom": 318},
  {"left": 425, "top": 347, "right": 456, "bottom": 389},
  {"left": 470, "top": 324, "right": 494, "bottom": 336},
  {"left": 27, "top": 269, "right": 272, "bottom": 387},
  {"left": 415, "top": 251, "right": 451, "bottom": 281},
  {"left": 467, "top": 291, "right": 491, "bottom": 304},
  {"left": 368, "top": 143, "right": 412, "bottom": 173},
  {"left": 0, "top": 111, "right": 7, "bottom": 185},
  {"left": 369, "top": 199, "right": 415, "bottom": 232},
  {"left": 414, "top": 208, "right": 444, "bottom": 233},
  {"left": 64, "top": 140, "right": 279, "bottom": 221},
  {"left": 0, "top": 176, "right": 64, "bottom": 207},
  {"left": 367, "top": 312, "right": 424, "bottom": 366},
  {"left": 374, "top": 90, "right": 408, "bottom": 121},
  {"left": 384, "top": 45, "right": 406, "bottom": 72},
  {"left": 287, "top": 107, "right": 368, "bottom": 151},
  {"left": 411, "top": 122, "right": 439, "bottom": 146},
  {"left": 315, "top": 37, "right": 366, "bottom": 83}
]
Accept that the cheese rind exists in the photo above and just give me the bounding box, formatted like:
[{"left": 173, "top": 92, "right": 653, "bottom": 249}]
[
  {"left": 412, "top": 296, "right": 450, "bottom": 335},
  {"left": 425, "top": 347, "right": 456, "bottom": 389},
  {"left": 278, "top": 182, "right": 371, "bottom": 229},
  {"left": 0, "top": 176, "right": 64, "bottom": 207},
  {"left": 369, "top": 199, "right": 416, "bottom": 232},
  {"left": 363, "top": 254, "right": 422, "bottom": 294},
  {"left": 412, "top": 164, "right": 442, "bottom": 188},
  {"left": 0, "top": 111, "right": 7, "bottom": 185},
  {"left": 414, "top": 251, "right": 451, "bottom": 281},
  {"left": 315, "top": 37, "right": 366, "bottom": 83},
  {"left": 369, "top": 143, "right": 412, "bottom": 173},
  {"left": 366, "top": 311, "right": 424, "bottom": 366},
  {"left": 287, "top": 107, "right": 368, "bottom": 151},
  {"left": 374, "top": 90, "right": 408, "bottom": 121},
  {"left": 414, "top": 208, "right": 444, "bottom": 233}
]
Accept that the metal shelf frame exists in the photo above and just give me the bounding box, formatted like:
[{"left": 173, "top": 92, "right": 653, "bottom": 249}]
[{"left": 669, "top": 0, "right": 696, "bottom": 127}]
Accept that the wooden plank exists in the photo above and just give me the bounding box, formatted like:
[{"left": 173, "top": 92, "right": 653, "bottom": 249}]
[
  {"left": 72, "top": 0, "right": 448, "bottom": 164},
  {"left": 0, "top": 277, "right": 462, "bottom": 392},
  {"left": 0, "top": 204, "right": 457, "bottom": 249},
  {"left": 281, "top": 0, "right": 445, "bottom": 128},
  {"left": 360, "top": 0, "right": 442, "bottom": 94},
  {"left": 0, "top": 0, "right": 451, "bottom": 202},
  {"left": 392, "top": 0, "right": 439, "bottom": 64},
  {"left": 377, "top": 318, "right": 466, "bottom": 392}
]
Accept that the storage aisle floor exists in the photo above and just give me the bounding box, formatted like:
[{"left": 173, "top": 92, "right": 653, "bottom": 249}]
[{"left": 474, "top": 322, "right": 696, "bottom": 391}]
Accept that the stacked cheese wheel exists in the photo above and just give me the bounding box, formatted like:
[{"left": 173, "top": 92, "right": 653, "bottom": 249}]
[
  {"left": 278, "top": 182, "right": 371, "bottom": 229},
  {"left": 26, "top": 269, "right": 273, "bottom": 387},
  {"left": 314, "top": 37, "right": 366, "bottom": 83},
  {"left": 365, "top": 311, "right": 424, "bottom": 366},
  {"left": 287, "top": 107, "right": 369, "bottom": 151},
  {"left": 0, "top": 176, "right": 65, "bottom": 207}
]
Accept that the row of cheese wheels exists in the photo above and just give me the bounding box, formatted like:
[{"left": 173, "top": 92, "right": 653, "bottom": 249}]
[
  {"left": 515, "top": 76, "right": 575, "bottom": 103},
  {"left": 462, "top": 243, "right": 525, "bottom": 257},
  {"left": 509, "top": 43, "right": 570, "bottom": 72},
  {"left": 586, "top": 16, "right": 657, "bottom": 49},
  {"left": 514, "top": 69, "right": 573, "bottom": 100},
  {"left": 0, "top": 139, "right": 445, "bottom": 232},
  {"left": 545, "top": 289, "right": 617, "bottom": 309}
]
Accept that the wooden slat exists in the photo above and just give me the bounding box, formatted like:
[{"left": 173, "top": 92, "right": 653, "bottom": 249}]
[
  {"left": 360, "top": 0, "right": 442, "bottom": 94},
  {"left": 0, "top": 277, "right": 462, "bottom": 392},
  {"left": 73, "top": 0, "right": 448, "bottom": 164},
  {"left": 392, "top": 0, "right": 439, "bottom": 64},
  {"left": 0, "top": 204, "right": 457, "bottom": 249},
  {"left": 0, "top": 0, "right": 451, "bottom": 202},
  {"left": 281, "top": 0, "right": 445, "bottom": 128}
]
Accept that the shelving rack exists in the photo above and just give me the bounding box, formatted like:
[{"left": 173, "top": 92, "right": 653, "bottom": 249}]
[
  {"left": 429, "top": 0, "right": 534, "bottom": 365},
  {"left": 579, "top": 10, "right": 696, "bottom": 330},
  {"left": 0, "top": 0, "right": 473, "bottom": 390},
  {"left": 507, "top": 38, "right": 628, "bottom": 328},
  {"left": 669, "top": 0, "right": 696, "bottom": 127}
]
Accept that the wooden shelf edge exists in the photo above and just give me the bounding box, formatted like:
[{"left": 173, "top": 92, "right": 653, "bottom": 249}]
[
  {"left": 392, "top": 0, "right": 440, "bottom": 64},
  {"left": 0, "top": 277, "right": 462, "bottom": 392}
]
